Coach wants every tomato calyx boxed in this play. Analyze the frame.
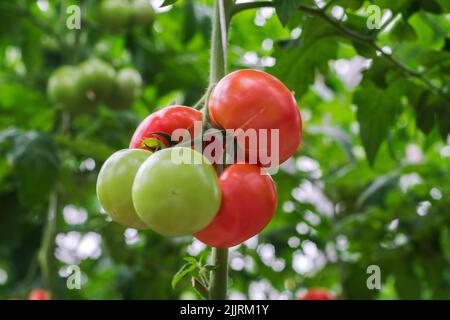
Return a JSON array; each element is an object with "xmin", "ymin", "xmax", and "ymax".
[
  {"xmin": 141, "ymin": 137, "xmax": 167, "ymax": 151},
  {"xmin": 140, "ymin": 132, "xmax": 178, "ymax": 151}
]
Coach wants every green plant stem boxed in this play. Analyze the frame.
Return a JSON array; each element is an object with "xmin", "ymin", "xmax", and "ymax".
[
  {"xmin": 38, "ymin": 112, "xmax": 70, "ymax": 299},
  {"xmin": 38, "ymin": 191, "xmax": 58, "ymax": 299},
  {"xmin": 209, "ymin": 248, "xmax": 229, "ymax": 299},
  {"xmin": 192, "ymin": 277, "xmax": 210, "ymax": 299},
  {"xmin": 209, "ymin": 0, "xmax": 233, "ymax": 84},
  {"xmin": 207, "ymin": 0, "xmax": 233, "ymax": 301}
]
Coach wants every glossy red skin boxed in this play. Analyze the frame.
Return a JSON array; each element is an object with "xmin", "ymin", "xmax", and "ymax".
[
  {"xmin": 195, "ymin": 164, "xmax": 277, "ymax": 248},
  {"xmin": 130, "ymin": 105, "xmax": 202, "ymax": 150},
  {"xmin": 300, "ymin": 289, "xmax": 336, "ymax": 300},
  {"xmin": 208, "ymin": 69, "xmax": 302, "ymax": 167},
  {"xmin": 28, "ymin": 289, "xmax": 48, "ymax": 300}
]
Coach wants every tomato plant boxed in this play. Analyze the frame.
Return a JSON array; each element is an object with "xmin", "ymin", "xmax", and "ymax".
[
  {"xmin": 208, "ymin": 69, "xmax": 302, "ymax": 166},
  {"xmin": 195, "ymin": 164, "xmax": 277, "ymax": 248},
  {"xmin": 97, "ymin": 149, "xmax": 152, "ymax": 229},
  {"xmin": 132, "ymin": 147, "xmax": 221, "ymax": 237},
  {"xmin": 3, "ymin": 0, "xmax": 449, "ymax": 303}
]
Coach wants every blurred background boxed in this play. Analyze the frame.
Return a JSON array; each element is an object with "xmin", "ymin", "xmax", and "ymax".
[{"xmin": 0, "ymin": 0, "xmax": 450, "ymax": 299}]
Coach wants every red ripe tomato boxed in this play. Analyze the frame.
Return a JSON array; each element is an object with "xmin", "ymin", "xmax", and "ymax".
[
  {"xmin": 195, "ymin": 164, "xmax": 277, "ymax": 248},
  {"xmin": 130, "ymin": 105, "xmax": 202, "ymax": 150},
  {"xmin": 28, "ymin": 289, "xmax": 49, "ymax": 300},
  {"xmin": 208, "ymin": 69, "xmax": 302, "ymax": 167},
  {"xmin": 299, "ymin": 289, "xmax": 336, "ymax": 300}
]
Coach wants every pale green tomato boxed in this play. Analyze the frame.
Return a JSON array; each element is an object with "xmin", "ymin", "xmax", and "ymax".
[
  {"xmin": 107, "ymin": 67, "xmax": 142, "ymax": 110},
  {"xmin": 97, "ymin": 149, "xmax": 151, "ymax": 229},
  {"xmin": 99, "ymin": 0, "xmax": 131, "ymax": 30},
  {"xmin": 47, "ymin": 66, "xmax": 84, "ymax": 113},
  {"xmin": 132, "ymin": 147, "xmax": 221, "ymax": 237},
  {"xmin": 78, "ymin": 59, "xmax": 116, "ymax": 104},
  {"xmin": 130, "ymin": 0, "xmax": 155, "ymax": 26}
]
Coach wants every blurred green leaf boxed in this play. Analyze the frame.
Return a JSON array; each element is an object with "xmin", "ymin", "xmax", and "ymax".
[
  {"xmin": 8, "ymin": 131, "xmax": 59, "ymax": 207},
  {"xmin": 272, "ymin": 17, "xmax": 339, "ymax": 97},
  {"xmin": 390, "ymin": 19, "xmax": 418, "ymax": 42},
  {"xmin": 354, "ymin": 80, "xmax": 406, "ymax": 166},
  {"xmin": 160, "ymin": 0, "xmax": 179, "ymax": 8},
  {"xmin": 172, "ymin": 262, "xmax": 197, "ymax": 289}
]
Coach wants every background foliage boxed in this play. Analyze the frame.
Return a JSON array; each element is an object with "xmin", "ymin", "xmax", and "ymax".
[{"xmin": 0, "ymin": 0, "xmax": 449, "ymax": 299}]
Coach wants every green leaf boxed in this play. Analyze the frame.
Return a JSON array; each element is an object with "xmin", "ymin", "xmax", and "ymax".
[
  {"xmin": 272, "ymin": 17, "xmax": 339, "ymax": 97},
  {"xmin": 0, "ymin": 128, "xmax": 19, "ymax": 148},
  {"xmin": 418, "ymin": 51, "xmax": 450, "ymax": 69},
  {"xmin": 351, "ymin": 41, "xmax": 376, "ymax": 58},
  {"xmin": 160, "ymin": 0, "xmax": 179, "ymax": 7},
  {"xmin": 421, "ymin": 0, "xmax": 443, "ymax": 14},
  {"xmin": 183, "ymin": 256, "xmax": 199, "ymax": 265},
  {"xmin": 340, "ymin": 0, "xmax": 364, "ymax": 10},
  {"xmin": 362, "ymin": 59, "xmax": 390, "ymax": 88},
  {"xmin": 344, "ymin": 12, "xmax": 371, "ymax": 34},
  {"xmin": 390, "ymin": 19, "xmax": 417, "ymax": 42},
  {"xmin": 55, "ymin": 135, "xmax": 115, "ymax": 161},
  {"xmin": 372, "ymin": 0, "xmax": 410, "ymax": 15},
  {"xmin": 274, "ymin": 0, "xmax": 304, "ymax": 27},
  {"xmin": 354, "ymin": 79, "xmax": 406, "ymax": 166},
  {"xmin": 171, "ymin": 263, "xmax": 197, "ymax": 289},
  {"xmin": 434, "ymin": 96, "xmax": 450, "ymax": 140},
  {"xmin": 410, "ymin": 89, "xmax": 436, "ymax": 135},
  {"xmin": 436, "ymin": 0, "xmax": 450, "ymax": 11},
  {"xmin": 394, "ymin": 266, "xmax": 422, "ymax": 299},
  {"xmin": 8, "ymin": 131, "xmax": 59, "ymax": 207},
  {"xmin": 308, "ymin": 125, "xmax": 356, "ymax": 162},
  {"xmin": 356, "ymin": 170, "xmax": 399, "ymax": 207},
  {"xmin": 409, "ymin": 87, "xmax": 450, "ymax": 139}
]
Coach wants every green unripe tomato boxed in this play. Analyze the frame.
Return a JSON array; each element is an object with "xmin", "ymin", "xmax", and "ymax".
[
  {"xmin": 47, "ymin": 66, "xmax": 84, "ymax": 113},
  {"xmin": 130, "ymin": 0, "xmax": 155, "ymax": 26},
  {"xmin": 99, "ymin": 0, "xmax": 131, "ymax": 31},
  {"xmin": 78, "ymin": 59, "xmax": 116, "ymax": 105},
  {"xmin": 97, "ymin": 149, "xmax": 152, "ymax": 229},
  {"xmin": 116, "ymin": 67, "xmax": 142, "ymax": 99},
  {"xmin": 107, "ymin": 67, "xmax": 142, "ymax": 110},
  {"xmin": 132, "ymin": 147, "xmax": 221, "ymax": 237}
]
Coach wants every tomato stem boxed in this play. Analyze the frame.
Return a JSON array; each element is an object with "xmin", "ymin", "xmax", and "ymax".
[
  {"xmin": 209, "ymin": 0, "xmax": 232, "ymax": 84},
  {"xmin": 209, "ymin": 248, "xmax": 229, "ymax": 299},
  {"xmin": 207, "ymin": 0, "xmax": 233, "ymax": 300}
]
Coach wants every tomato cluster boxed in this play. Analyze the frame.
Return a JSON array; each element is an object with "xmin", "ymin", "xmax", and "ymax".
[
  {"xmin": 47, "ymin": 59, "xmax": 142, "ymax": 114},
  {"xmin": 99, "ymin": 0, "xmax": 154, "ymax": 31},
  {"xmin": 96, "ymin": 69, "xmax": 302, "ymax": 248},
  {"xmin": 196, "ymin": 70, "xmax": 301, "ymax": 247}
]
